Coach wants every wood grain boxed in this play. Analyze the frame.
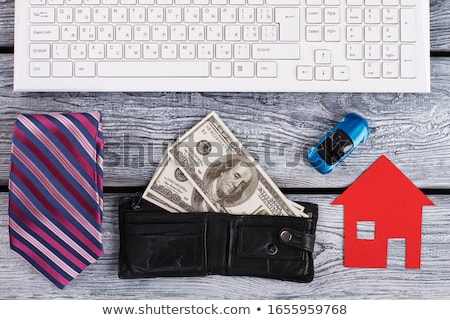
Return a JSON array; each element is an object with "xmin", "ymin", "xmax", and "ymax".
[
  {"xmin": 1, "ymin": 55, "xmax": 450, "ymax": 188},
  {"xmin": 0, "ymin": 192, "xmax": 448, "ymax": 299},
  {"xmin": 1, "ymin": 0, "xmax": 450, "ymax": 51},
  {"xmin": 1, "ymin": 0, "xmax": 450, "ymax": 300}
]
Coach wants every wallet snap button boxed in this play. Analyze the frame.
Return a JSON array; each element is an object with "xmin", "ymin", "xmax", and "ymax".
[
  {"xmin": 267, "ymin": 244, "xmax": 278, "ymax": 255},
  {"xmin": 280, "ymin": 230, "xmax": 293, "ymax": 243}
]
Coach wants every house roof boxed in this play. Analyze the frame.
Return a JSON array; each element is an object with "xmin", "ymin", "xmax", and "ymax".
[{"xmin": 332, "ymin": 155, "xmax": 434, "ymax": 206}]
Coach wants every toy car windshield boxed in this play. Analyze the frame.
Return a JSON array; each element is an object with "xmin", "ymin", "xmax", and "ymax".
[{"xmin": 317, "ymin": 129, "xmax": 354, "ymax": 165}]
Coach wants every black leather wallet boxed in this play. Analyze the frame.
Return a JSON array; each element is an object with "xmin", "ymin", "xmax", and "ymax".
[{"xmin": 118, "ymin": 195, "xmax": 319, "ymax": 282}]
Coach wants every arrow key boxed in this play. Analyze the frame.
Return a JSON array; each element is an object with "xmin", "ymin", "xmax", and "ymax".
[
  {"xmin": 315, "ymin": 66, "xmax": 332, "ymax": 81},
  {"xmin": 296, "ymin": 66, "xmax": 313, "ymax": 81},
  {"xmin": 333, "ymin": 66, "xmax": 349, "ymax": 81},
  {"xmin": 315, "ymin": 49, "xmax": 331, "ymax": 64}
]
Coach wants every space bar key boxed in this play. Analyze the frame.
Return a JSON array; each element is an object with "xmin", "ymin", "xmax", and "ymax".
[{"xmin": 98, "ymin": 61, "xmax": 209, "ymax": 77}]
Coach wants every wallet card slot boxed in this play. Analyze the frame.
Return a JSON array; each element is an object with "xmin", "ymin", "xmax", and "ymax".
[{"xmin": 119, "ymin": 221, "xmax": 207, "ymax": 278}]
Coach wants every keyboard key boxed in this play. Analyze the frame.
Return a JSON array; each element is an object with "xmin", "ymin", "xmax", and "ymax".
[
  {"xmin": 261, "ymin": 25, "xmax": 278, "ymax": 41},
  {"xmin": 256, "ymin": 8, "xmax": 273, "ymax": 23},
  {"xmin": 52, "ymin": 43, "xmax": 69, "ymax": 59},
  {"xmin": 256, "ymin": 62, "xmax": 277, "ymax": 78},
  {"xmin": 382, "ymin": 8, "xmax": 398, "ymax": 24},
  {"xmin": 106, "ymin": 43, "xmax": 123, "ymax": 59},
  {"xmin": 161, "ymin": 43, "xmax": 177, "ymax": 59},
  {"xmin": 30, "ymin": 43, "xmax": 51, "ymax": 59},
  {"xmin": 30, "ymin": 26, "xmax": 59, "ymax": 41},
  {"xmin": 56, "ymin": 8, "xmax": 73, "ymax": 23},
  {"xmin": 364, "ymin": 26, "xmax": 381, "ymax": 42},
  {"xmin": 324, "ymin": 26, "xmax": 340, "ymax": 41},
  {"xmin": 30, "ymin": 61, "xmax": 50, "ymax": 77},
  {"xmin": 347, "ymin": 8, "xmax": 363, "ymax": 24},
  {"xmin": 364, "ymin": 7, "xmax": 380, "ymax": 24},
  {"xmin": 306, "ymin": 25, "xmax": 322, "ymax": 41},
  {"xmin": 324, "ymin": 7, "xmax": 340, "ymax": 24},
  {"xmin": 70, "ymin": 43, "xmax": 87, "ymax": 59},
  {"xmin": 234, "ymin": 43, "xmax": 250, "ymax": 59},
  {"xmin": 52, "ymin": 61, "xmax": 73, "ymax": 77},
  {"xmin": 211, "ymin": 62, "xmax": 232, "ymax": 77},
  {"xmin": 125, "ymin": 44, "xmax": 142, "ymax": 59},
  {"xmin": 234, "ymin": 62, "xmax": 255, "ymax": 77},
  {"xmin": 306, "ymin": 7, "xmax": 322, "ymax": 24},
  {"xmin": 275, "ymin": 8, "xmax": 300, "ymax": 41},
  {"xmin": 364, "ymin": 44, "xmax": 381, "ymax": 60},
  {"xmin": 97, "ymin": 62, "xmax": 209, "ymax": 77},
  {"xmin": 382, "ymin": 44, "xmax": 398, "ymax": 60},
  {"xmin": 346, "ymin": 26, "xmax": 363, "ymax": 42},
  {"xmin": 315, "ymin": 66, "xmax": 332, "ymax": 80},
  {"xmin": 383, "ymin": 26, "xmax": 398, "ymax": 42},
  {"xmin": 252, "ymin": 44, "xmax": 300, "ymax": 60},
  {"xmin": 89, "ymin": 44, "xmax": 105, "ymax": 59},
  {"xmin": 215, "ymin": 43, "xmax": 232, "ymax": 59},
  {"xmin": 333, "ymin": 66, "xmax": 350, "ymax": 81},
  {"xmin": 296, "ymin": 66, "xmax": 314, "ymax": 81},
  {"xmin": 400, "ymin": 8, "xmax": 416, "ymax": 42},
  {"xmin": 315, "ymin": 50, "xmax": 331, "ymax": 64},
  {"xmin": 382, "ymin": 62, "xmax": 399, "ymax": 78},
  {"xmin": 400, "ymin": 44, "xmax": 416, "ymax": 78},
  {"xmin": 346, "ymin": 44, "xmax": 363, "ymax": 60},
  {"xmin": 179, "ymin": 43, "xmax": 196, "ymax": 59},
  {"xmin": 75, "ymin": 62, "xmax": 96, "ymax": 77},
  {"xmin": 364, "ymin": 62, "xmax": 381, "ymax": 78},
  {"xmin": 143, "ymin": 44, "xmax": 159, "ymax": 58},
  {"xmin": 198, "ymin": 43, "xmax": 214, "ymax": 59},
  {"xmin": 30, "ymin": 8, "xmax": 55, "ymax": 23}
]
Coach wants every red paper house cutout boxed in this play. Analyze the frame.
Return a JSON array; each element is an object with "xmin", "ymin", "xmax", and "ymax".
[{"xmin": 332, "ymin": 155, "xmax": 434, "ymax": 269}]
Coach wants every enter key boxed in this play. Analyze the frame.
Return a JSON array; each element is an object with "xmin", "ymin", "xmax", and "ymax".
[{"xmin": 275, "ymin": 8, "xmax": 300, "ymax": 42}]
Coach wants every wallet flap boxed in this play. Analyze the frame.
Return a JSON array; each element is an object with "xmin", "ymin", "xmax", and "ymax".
[{"xmin": 237, "ymin": 225, "xmax": 304, "ymax": 259}]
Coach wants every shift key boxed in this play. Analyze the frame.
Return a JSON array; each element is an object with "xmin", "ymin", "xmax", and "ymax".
[{"xmin": 252, "ymin": 44, "xmax": 300, "ymax": 60}]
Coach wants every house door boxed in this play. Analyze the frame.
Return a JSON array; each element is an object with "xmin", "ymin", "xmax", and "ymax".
[{"xmin": 387, "ymin": 238, "xmax": 406, "ymax": 268}]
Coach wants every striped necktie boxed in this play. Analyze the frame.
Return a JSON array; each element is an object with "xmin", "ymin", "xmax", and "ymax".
[{"xmin": 8, "ymin": 112, "xmax": 104, "ymax": 289}]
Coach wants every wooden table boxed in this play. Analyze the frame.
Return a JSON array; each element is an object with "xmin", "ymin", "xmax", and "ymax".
[{"xmin": 1, "ymin": 0, "xmax": 449, "ymax": 299}]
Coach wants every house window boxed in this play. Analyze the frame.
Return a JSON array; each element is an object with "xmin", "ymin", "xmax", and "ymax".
[{"xmin": 357, "ymin": 221, "xmax": 375, "ymax": 240}]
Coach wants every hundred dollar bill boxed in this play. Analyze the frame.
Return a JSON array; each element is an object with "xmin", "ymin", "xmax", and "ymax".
[
  {"xmin": 167, "ymin": 112, "xmax": 308, "ymax": 217},
  {"xmin": 143, "ymin": 149, "xmax": 309, "ymax": 216},
  {"xmin": 143, "ymin": 150, "xmax": 199, "ymax": 213}
]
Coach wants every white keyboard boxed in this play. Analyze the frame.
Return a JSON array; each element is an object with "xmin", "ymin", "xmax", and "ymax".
[{"xmin": 14, "ymin": 0, "xmax": 430, "ymax": 92}]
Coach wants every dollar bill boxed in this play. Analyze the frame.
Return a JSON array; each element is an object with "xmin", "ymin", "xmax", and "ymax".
[
  {"xmin": 144, "ymin": 150, "xmax": 309, "ymax": 217},
  {"xmin": 165, "ymin": 112, "xmax": 308, "ymax": 217},
  {"xmin": 143, "ymin": 150, "xmax": 198, "ymax": 213}
]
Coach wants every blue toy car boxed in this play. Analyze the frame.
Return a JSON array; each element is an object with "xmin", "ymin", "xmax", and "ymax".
[{"xmin": 307, "ymin": 113, "xmax": 370, "ymax": 174}]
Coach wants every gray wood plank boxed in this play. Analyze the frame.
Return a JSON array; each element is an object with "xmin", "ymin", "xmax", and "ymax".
[
  {"xmin": 0, "ymin": 0, "xmax": 13, "ymax": 47},
  {"xmin": 1, "ymin": 0, "xmax": 450, "ymax": 50},
  {"xmin": 1, "ymin": 192, "xmax": 448, "ymax": 299},
  {"xmin": 1, "ymin": 55, "xmax": 450, "ymax": 188}
]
